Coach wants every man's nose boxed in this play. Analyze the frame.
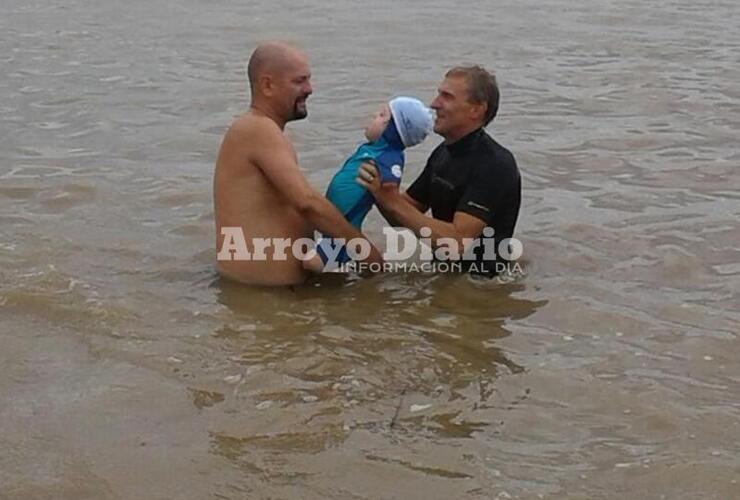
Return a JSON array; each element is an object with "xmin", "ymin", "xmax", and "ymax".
[
  {"xmin": 430, "ymin": 96, "xmax": 441, "ymax": 109},
  {"xmin": 304, "ymin": 81, "xmax": 313, "ymax": 95}
]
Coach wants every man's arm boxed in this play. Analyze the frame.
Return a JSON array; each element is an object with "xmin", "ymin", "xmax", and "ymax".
[
  {"xmin": 402, "ymin": 192, "xmax": 427, "ymax": 212},
  {"xmin": 374, "ymin": 191, "xmax": 426, "ymax": 226},
  {"xmin": 248, "ymin": 124, "xmax": 383, "ymax": 263},
  {"xmin": 370, "ymin": 157, "xmax": 428, "ymax": 225},
  {"xmin": 358, "ymin": 163, "xmax": 486, "ymax": 250}
]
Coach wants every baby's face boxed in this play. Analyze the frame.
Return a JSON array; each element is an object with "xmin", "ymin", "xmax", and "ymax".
[{"xmin": 364, "ymin": 104, "xmax": 391, "ymax": 142}]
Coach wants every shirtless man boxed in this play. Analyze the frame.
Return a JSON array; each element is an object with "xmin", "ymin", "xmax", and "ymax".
[{"xmin": 213, "ymin": 42, "xmax": 382, "ymax": 285}]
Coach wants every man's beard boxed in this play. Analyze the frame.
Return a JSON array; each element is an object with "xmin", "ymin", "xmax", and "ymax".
[{"xmin": 291, "ymin": 97, "xmax": 308, "ymax": 120}]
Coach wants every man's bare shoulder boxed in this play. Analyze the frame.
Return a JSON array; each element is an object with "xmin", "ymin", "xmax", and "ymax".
[{"xmin": 226, "ymin": 111, "xmax": 285, "ymax": 147}]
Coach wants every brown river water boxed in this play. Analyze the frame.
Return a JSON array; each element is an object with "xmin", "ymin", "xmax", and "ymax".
[{"xmin": 1, "ymin": 0, "xmax": 739, "ymax": 498}]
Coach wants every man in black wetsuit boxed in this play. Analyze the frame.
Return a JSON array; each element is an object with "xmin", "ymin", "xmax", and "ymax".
[{"xmin": 357, "ymin": 65, "xmax": 521, "ymax": 276}]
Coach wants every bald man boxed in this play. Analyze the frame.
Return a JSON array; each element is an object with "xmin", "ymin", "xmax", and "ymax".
[{"xmin": 213, "ymin": 42, "xmax": 382, "ymax": 285}]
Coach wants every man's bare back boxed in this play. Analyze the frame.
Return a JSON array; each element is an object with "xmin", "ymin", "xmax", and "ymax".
[{"xmin": 213, "ymin": 42, "xmax": 382, "ymax": 286}]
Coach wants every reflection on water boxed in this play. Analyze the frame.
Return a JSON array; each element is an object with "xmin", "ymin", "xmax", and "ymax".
[
  {"xmin": 216, "ymin": 275, "xmax": 541, "ymax": 389},
  {"xmin": 207, "ymin": 276, "xmax": 545, "ymax": 492},
  {"xmin": 2, "ymin": 0, "xmax": 740, "ymax": 498}
]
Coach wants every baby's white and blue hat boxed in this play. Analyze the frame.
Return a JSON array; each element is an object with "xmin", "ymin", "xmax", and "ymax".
[{"xmin": 389, "ymin": 96, "xmax": 433, "ymax": 148}]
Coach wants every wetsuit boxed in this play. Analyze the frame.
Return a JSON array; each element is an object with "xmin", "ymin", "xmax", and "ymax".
[{"xmin": 406, "ymin": 128, "xmax": 521, "ymax": 276}]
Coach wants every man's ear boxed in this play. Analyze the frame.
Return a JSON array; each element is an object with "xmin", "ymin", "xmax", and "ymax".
[
  {"xmin": 469, "ymin": 102, "xmax": 487, "ymax": 123},
  {"xmin": 260, "ymin": 74, "xmax": 274, "ymax": 96}
]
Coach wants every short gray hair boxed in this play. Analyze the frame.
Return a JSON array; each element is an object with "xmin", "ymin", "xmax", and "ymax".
[{"xmin": 445, "ymin": 65, "xmax": 500, "ymax": 125}]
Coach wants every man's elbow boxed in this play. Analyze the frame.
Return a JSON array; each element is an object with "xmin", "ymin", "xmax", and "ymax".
[
  {"xmin": 294, "ymin": 191, "xmax": 325, "ymax": 217},
  {"xmin": 432, "ymin": 227, "xmax": 470, "ymax": 253}
]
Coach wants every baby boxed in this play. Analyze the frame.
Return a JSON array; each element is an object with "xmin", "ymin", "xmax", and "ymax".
[{"xmin": 306, "ymin": 96, "xmax": 433, "ymax": 271}]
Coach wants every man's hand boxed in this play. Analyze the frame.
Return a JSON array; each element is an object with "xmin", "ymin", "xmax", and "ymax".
[
  {"xmin": 357, "ymin": 161, "xmax": 403, "ymax": 213},
  {"xmin": 357, "ymin": 162, "xmax": 385, "ymax": 195},
  {"xmin": 365, "ymin": 241, "xmax": 384, "ymax": 265}
]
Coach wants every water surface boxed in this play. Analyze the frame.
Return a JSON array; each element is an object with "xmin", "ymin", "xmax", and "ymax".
[{"xmin": 1, "ymin": 0, "xmax": 739, "ymax": 498}]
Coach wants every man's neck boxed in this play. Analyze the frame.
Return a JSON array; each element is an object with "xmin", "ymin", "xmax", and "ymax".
[
  {"xmin": 250, "ymin": 103, "xmax": 286, "ymax": 130},
  {"xmin": 443, "ymin": 123, "xmax": 482, "ymax": 145}
]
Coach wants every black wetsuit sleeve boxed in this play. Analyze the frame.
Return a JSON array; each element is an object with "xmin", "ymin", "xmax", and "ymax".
[
  {"xmin": 405, "ymin": 158, "xmax": 433, "ymax": 206},
  {"xmin": 456, "ymin": 161, "xmax": 512, "ymax": 225}
]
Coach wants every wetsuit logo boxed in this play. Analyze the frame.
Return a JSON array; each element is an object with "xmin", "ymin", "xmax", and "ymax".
[{"xmin": 466, "ymin": 201, "xmax": 490, "ymax": 212}]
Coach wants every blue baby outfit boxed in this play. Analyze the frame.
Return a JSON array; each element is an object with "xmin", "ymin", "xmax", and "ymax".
[{"xmin": 316, "ymin": 119, "xmax": 405, "ymax": 264}]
